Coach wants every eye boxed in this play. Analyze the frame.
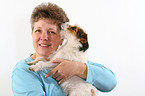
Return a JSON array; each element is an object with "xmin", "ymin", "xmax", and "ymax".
[
  {"xmin": 50, "ymin": 31, "xmax": 56, "ymax": 34},
  {"xmin": 35, "ymin": 30, "xmax": 41, "ymax": 33},
  {"xmin": 71, "ymin": 27, "xmax": 76, "ymax": 31},
  {"xmin": 48, "ymin": 31, "xmax": 57, "ymax": 35}
]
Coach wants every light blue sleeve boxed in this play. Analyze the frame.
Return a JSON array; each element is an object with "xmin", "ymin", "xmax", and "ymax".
[
  {"xmin": 86, "ymin": 61, "xmax": 117, "ymax": 92},
  {"xmin": 12, "ymin": 60, "xmax": 45, "ymax": 96}
]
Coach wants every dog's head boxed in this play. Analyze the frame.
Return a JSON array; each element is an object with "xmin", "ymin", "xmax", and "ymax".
[{"xmin": 60, "ymin": 23, "xmax": 89, "ymax": 52}]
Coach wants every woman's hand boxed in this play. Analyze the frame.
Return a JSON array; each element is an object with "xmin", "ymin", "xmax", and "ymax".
[
  {"xmin": 45, "ymin": 58, "xmax": 87, "ymax": 84},
  {"xmin": 91, "ymin": 89, "xmax": 96, "ymax": 96}
]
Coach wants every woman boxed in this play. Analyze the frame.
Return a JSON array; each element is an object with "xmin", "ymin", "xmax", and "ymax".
[{"xmin": 12, "ymin": 2, "xmax": 117, "ymax": 96}]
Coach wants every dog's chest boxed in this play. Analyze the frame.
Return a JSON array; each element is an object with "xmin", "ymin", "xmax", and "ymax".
[{"xmin": 51, "ymin": 46, "xmax": 86, "ymax": 63}]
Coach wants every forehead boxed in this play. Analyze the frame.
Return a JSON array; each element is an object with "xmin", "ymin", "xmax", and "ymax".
[{"xmin": 34, "ymin": 19, "xmax": 59, "ymax": 30}]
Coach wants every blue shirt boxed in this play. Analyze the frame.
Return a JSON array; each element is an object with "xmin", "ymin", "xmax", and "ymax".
[{"xmin": 12, "ymin": 56, "xmax": 117, "ymax": 96}]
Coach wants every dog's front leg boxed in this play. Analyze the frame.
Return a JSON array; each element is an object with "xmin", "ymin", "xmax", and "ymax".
[
  {"xmin": 29, "ymin": 61, "xmax": 47, "ymax": 72},
  {"xmin": 27, "ymin": 56, "xmax": 45, "ymax": 65},
  {"xmin": 29, "ymin": 61, "xmax": 58, "ymax": 72}
]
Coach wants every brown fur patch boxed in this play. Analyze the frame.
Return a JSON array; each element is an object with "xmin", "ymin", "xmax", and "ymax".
[{"xmin": 67, "ymin": 25, "xmax": 89, "ymax": 52}]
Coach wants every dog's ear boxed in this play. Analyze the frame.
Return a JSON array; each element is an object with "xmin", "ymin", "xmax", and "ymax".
[{"xmin": 76, "ymin": 29, "xmax": 89, "ymax": 52}]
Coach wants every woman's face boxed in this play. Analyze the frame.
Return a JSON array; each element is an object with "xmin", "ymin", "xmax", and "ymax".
[{"xmin": 32, "ymin": 19, "xmax": 62, "ymax": 58}]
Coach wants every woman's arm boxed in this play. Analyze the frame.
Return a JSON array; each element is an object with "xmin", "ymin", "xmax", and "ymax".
[
  {"xmin": 12, "ymin": 60, "xmax": 45, "ymax": 96},
  {"xmin": 45, "ymin": 59, "xmax": 117, "ymax": 92},
  {"xmin": 45, "ymin": 58, "xmax": 87, "ymax": 84},
  {"xmin": 86, "ymin": 61, "xmax": 117, "ymax": 92}
]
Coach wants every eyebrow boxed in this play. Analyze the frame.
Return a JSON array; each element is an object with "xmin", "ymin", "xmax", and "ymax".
[
  {"xmin": 35, "ymin": 27, "xmax": 55, "ymax": 30},
  {"xmin": 35, "ymin": 27, "xmax": 41, "ymax": 29},
  {"xmin": 48, "ymin": 28, "xmax": 55, "ymax": 30}
]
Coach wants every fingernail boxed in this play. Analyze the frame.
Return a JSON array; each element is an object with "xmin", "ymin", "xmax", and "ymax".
[
  {"xmin": 58, "ymin": 82, "xmax": 61, "ymax": 84},
  {"xmin": 45, "ymin": 75, "xmax": 47, "ymax": 78}
]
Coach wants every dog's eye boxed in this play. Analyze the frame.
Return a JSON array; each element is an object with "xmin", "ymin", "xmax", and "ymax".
[{"xmin": 71, "ymin": 27, "xmax": 76, "ymax": 31}]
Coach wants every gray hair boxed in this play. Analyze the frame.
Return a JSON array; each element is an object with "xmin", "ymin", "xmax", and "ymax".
[{"xmin": 30, "ymin": 2, "xmax": 69, "ymax": 30}]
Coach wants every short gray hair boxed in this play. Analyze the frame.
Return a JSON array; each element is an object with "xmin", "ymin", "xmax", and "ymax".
[{"xmin": 30, "ymin": 2, "xmax": 69, "ymax": 29}]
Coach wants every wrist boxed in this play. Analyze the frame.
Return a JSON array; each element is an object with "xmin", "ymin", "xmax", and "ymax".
[{"xmin": 77, "ymin": 62, "xmax": 87, "ymax": 79}]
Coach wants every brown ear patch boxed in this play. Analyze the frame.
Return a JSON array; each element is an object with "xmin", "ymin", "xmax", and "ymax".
[{"xmin": 76, "ymin": 28, "xmax": 89, "ymax": 52}]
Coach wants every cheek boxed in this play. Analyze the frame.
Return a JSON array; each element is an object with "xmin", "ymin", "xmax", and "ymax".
[
  {"xmin": 32, "ymin": 34, "xmax": 39, "ymax": 43},
  {"xmin": 32, "ymin": 36, "xmax": 37, "ymax": 47},
  {"xmin": 32, "ymin": 35, "xmax": 40, "ymax": 49},
  {"xmin": 51, "ymin": 35, "xmax": 61, "ymax": 43},
  {"xmin": 51, "ymin": 36, "xmax": 62, "ymax": 48}
]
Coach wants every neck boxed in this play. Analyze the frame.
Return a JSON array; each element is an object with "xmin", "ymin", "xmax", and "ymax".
[{"xmin": 31, "ymin": 53, "xmax": 49, "ymax": 60}]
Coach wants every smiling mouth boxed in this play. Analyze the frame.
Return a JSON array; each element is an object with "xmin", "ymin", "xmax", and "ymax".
[{"xmin": 39, "ymin": 44, "xmax": 51, "ymax": 47}]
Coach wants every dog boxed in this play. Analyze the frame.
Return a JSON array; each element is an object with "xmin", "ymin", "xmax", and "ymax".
[{"xmin": 27, "ymin": 23, "xmax": 98, "ymax": 96}]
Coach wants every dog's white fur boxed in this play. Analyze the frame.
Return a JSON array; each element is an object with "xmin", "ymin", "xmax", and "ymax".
[{"xmin": 28, "ymin": 23, "xmax": 98, "ymax": 96}]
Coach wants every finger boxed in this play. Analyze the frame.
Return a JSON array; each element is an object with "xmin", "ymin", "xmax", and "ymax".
[
  {"xmin": 52, "ymin": 58, "xmax": 64, "ymax": 63},
  {"xmin": 58, "ymin": 78, "xmax": 66, "ymax": 84},
  {"xmin": 45, "ymin": 69, "xmax": 56, "ymax": 78},
  {"xmin": 52, "ymin": 70, "xmax": 59, "ymax": 78},
  {"xmin": 91, "ymin": 89, "xmax": 95, "ymax": 96},
  {"xmin": 55, "ymin": 75, "xmax": 63, "ymax": 81}
]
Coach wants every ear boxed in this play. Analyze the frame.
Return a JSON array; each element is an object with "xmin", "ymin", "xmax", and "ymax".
[
  {"xmin": 76, "ymin": 29, "xmax": 89, "ymax": 52},
  {"xmin": 60, "ymin": 22, "xmax": 69, "ymax": 31}
]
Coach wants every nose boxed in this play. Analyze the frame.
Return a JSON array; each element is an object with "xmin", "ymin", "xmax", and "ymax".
[{"xmin": 40, "ymin": 32, "xmax": 49, "ymax": 40}]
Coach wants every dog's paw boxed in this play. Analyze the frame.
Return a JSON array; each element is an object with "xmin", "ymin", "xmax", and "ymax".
[
  {"xmin": 27, "ymin": 56, "xmax": 46, "ymax": 65},
  {"xmin": 29, "ymin": 65, "xmax": 40, "ymax": 72},
  {"xmin": 27, "ymin": 61, "xmax": 36, "ymax": 65},
  {"xmin": 29, "ymin": 66, "xmax": 35, "ymax": 71}
]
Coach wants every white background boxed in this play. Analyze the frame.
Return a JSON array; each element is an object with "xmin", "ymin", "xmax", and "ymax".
[{"xmin": 0, "ymin": 0, "xmax": 145, "ymax": 96}]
